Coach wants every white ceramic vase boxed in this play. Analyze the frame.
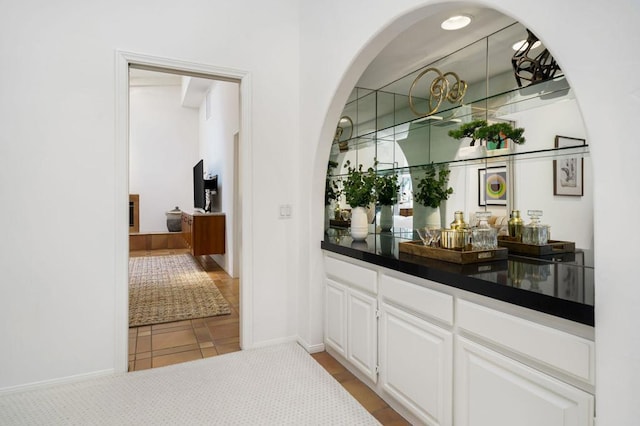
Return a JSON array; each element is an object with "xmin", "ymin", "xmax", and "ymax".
[
  {"xmin": 350, "ymin": 206, "xmax": 369, "ymax": 241},
  {"xmin": 379, "ymin": 205, "xmax": 393, "ymax": 232},
  {"xmin": 425, "ymin": 206, "xmax": 441, "ymax": 227}
]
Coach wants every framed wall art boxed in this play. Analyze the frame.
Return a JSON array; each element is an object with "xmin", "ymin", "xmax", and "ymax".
[
  {"xmin": 478, "ymin": 166, "xmax": 507, "ymax": 206},
  {"xmin": 553, "ymin": 135, "xmax": 585, "ymax": 196}
]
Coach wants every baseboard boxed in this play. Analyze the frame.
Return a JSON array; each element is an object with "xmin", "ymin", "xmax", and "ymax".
[
  {"xmin": 0, "ymin": 368, "xmax": 115, "ymax": 396},
  {"xmin": 245, "ymin": 335, "xmax": 297, "ymax": 350},
  {"xmin": 296, "ymin": 337, "xmax": 325, "ymax": 354}
]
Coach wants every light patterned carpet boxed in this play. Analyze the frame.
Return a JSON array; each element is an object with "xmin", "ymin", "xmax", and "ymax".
[
  {"xmin": 128, "ymin": 254, "xmax": 230, "ymax": 327},
  {"xmin": 0, "ymin": 343, "xmax": 381, "ymax": 425}
]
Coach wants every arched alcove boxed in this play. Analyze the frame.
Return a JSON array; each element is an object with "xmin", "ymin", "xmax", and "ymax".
[
  {"xmin": 320, "ymin": 6, "xmax": 592, "ymax": 249},
  {"xmin": 304, "ymin": 3, "xmax": 640, "ymax": 423},
  {"xmin": 304, "ymin": 2, "xmax": 632, "ymax": 422}
]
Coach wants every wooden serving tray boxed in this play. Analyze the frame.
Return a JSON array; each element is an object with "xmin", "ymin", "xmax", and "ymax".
[
  {"xmin": 398, "ymin": 240, "xmax": 508, "ymax": 264},
  {"xmin": 497, "ymin": 236, "xmax": 575, "ymax": 256}
]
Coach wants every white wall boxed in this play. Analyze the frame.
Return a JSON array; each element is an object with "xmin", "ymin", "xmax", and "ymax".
[
  {"xmin": 129, "ymin": 84, "xmax": 199, "ymax": 233},
  {"xmin": 199, "ymin": 80, "xmax": 240, "ymax": 277},
  {"xmin": 298, "ymin": 1, "xmax": 640, "ymax": 424},
  {"xmin": 0, "ymin": 0, "xmax": 299, "ymax": 390},
  {"xmin": 1, "ymin": 1, "xmax": 639, "ymax": 423}
]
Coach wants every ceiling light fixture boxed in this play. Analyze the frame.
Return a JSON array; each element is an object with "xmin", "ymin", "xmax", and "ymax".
[
  {"xmin": 512, "ymin": 39, "xmax": 542, "ymax": 51},
  {"xmin": 441, "ymin": 15, "xmax": 472, "ymax": 31}
]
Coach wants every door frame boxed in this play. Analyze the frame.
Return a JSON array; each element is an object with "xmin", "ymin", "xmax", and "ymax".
[{"xmin": 114, "ymin": 51, "xmax": 254, "ymax": 372}]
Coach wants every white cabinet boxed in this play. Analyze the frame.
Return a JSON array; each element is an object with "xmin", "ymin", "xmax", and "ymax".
[
  {"xmin": 456, "ymin": 299, "xmax": 595, "ymax": 385},
  {"xmin": 323, "ymin": 254, "xmax": 594, "ymax": 426},
  {"xmin": 455, "ymin": 336, "xmax": 594, "ymax": 426},
  {"xmin": 380, "ymin": 302, "xmax": 452, "ymax": 426},
  {"xmin": 325, "ymin": 278, "xmax": 348, "ymax": 358},
  {"xmin": 324, "ymin": 256, "xmax": 378, "ymax": 383},
  {"xmin": 347, "ymin": 289, "xmax": 378, "ymax": 382}
]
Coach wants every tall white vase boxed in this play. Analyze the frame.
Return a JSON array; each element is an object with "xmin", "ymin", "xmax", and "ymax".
[
  {"xmin": 350, "ymin": 206, "xmax": 369, "ymax": 241},
  {"xmin": 379, "ymin": 205, "xmax": 393, "ymax": 232},
  {"xmin": 425, "ymin": 206, "xmax": 441, "ymax": 227}
]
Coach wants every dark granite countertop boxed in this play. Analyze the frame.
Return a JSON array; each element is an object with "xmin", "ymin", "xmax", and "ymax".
[{"xmin": 321, "ymin": 229, "xmax": 594, "ymax": 326}]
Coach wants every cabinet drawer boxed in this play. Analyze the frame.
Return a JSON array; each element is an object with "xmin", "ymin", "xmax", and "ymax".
[
  {"xmin": 456, "ymin": 299, "xmax": 594, "ymax": 384},
  {"xmin": 324, "ymin": 255, "xmax": 377, "ymax": 294},
  {"xmin": 380, "ymin": 273, "xmax": 453, "ymax": 326},
  {"xmin": 455, "ymin": 336, "xmax": 593, "ymax": 426}
]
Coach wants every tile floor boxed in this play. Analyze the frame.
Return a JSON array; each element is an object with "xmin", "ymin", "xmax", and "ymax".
[
  {"xmin": 128, "ymin": 249, "xmax": 241, "ymax": 371},
  {"xmin": 312, "ymin": 351, "xmax": 411, "ymax": 425},
  {"xmin": 128, "ymin": 249, "xmax": 408, "ymax": 425}
]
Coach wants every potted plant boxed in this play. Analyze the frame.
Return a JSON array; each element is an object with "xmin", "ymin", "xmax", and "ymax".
[
  {"xmin": 449, "ymin": 119, "xmax": 525, "ymax": 151},
  {"xmin": 476, "ymin": 121, "xmax": 525, "ymax": 150},
  {"xmin": 342, "ymin": 160, "xmax": 377, "ymax": 240},
  {"xmin": 375, "ymin": 171, "xmax": 400, "ymax": 232},
  {"xmin": 447, "ymin": 119, "xmax": 487, "ymax": 146},
  {"xmin": 413, "ymin": 163, "xmax": 453, "ymax": 227}
]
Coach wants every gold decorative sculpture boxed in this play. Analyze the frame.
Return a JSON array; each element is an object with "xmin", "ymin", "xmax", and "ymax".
[{"xmin": 408, "ymin": 67, "xmax": 467, "ymax": 117}]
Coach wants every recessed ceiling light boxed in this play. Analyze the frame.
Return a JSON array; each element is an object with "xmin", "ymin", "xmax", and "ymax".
[
  {"xmin": 512, "ymin": 39, "xmax": 542, "ymax": 51},
  {"xmin": 441, "ymin": 15, "xmax": 472, "ymax": 31}
]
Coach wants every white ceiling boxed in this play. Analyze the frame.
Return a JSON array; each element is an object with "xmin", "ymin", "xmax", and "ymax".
[
  {"xmin": 129, "ymin": 68, "xmax": 216, "ymax": 108},
  {"xmin": 357, "ymin": 5, "xmax": 520, "ymax": 92}
]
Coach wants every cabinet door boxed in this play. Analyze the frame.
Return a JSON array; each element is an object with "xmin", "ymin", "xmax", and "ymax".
[
  {"xmin": 380, "ymin": 303, "xmax": 452, "ymax": 426},
  {"xmin": 192, "ymin": 214, "xmax": 225, "ymax": 255},
  {"xmin": 347, "ymin": 288, "xmax": 378, "ymax": 383},
  {"xmin": 325, "ymin": 278, "xmax": 347, "ymax": 358},
  {"xmin": 455, "ymin": 336, "xmax": 593, "ymax": 426}
]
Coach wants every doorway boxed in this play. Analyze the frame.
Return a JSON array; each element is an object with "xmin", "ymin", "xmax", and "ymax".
[{"xmin": 115, "ymin": 51, "xmax": 252, "ymax": 373}]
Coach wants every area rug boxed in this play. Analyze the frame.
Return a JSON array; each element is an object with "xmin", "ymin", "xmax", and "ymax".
[
  {"xmin": 0, "ymin": 343, "xmax": 380, "ymax": 425},
  {"xmin": 128, "ymin": 254, "xmax": 230, "ymax": 327}
]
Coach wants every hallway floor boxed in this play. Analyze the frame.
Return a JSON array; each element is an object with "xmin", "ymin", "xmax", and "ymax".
[{"xmin": 128, "ymin": 249, "xmax": 408, "ymax": 425}]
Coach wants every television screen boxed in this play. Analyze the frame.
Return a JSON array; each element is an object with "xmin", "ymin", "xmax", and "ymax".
[{"xmin": 193, "ymin": 160, "xmax": 205, "ymax": 211}]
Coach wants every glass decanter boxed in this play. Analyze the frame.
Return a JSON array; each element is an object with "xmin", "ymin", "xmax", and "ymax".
[
  {"xmin": 472, "ymin": 211, "xmax": 497, "ymax": 250},
  {"xmin": 522, "ymin": 209, "xmax": 549, "ymax": 245}
]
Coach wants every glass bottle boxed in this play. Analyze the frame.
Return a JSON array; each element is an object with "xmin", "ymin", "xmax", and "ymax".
[
  {"xmin": 472, "ymin": 211, "xmax": 497, "ymax": 250},
  {"xmin": 450, "ymin": 211, "xmax": 468, "ymax": 230},
  {"xmin": 508, "ymin": 210, "xmax": 524, "ymax": 241},
  {"xmin": 522, "ymin": 209, "xmax": 549, "ymax": 245}
]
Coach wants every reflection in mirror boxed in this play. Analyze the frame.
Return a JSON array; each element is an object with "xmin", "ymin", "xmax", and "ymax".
[{"xmin": 326, "ymin": 17, "xmax": 592, "ymax": 255}]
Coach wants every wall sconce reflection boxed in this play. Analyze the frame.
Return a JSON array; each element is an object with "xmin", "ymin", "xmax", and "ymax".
[{"xmin": 334, "ymin": 116, "xmax": 353, "ymax": 152}]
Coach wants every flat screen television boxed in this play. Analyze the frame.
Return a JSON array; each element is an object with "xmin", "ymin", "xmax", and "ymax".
[{"xmin": 193, "ymin": 159, "xmax": 206, "ymax": 211}]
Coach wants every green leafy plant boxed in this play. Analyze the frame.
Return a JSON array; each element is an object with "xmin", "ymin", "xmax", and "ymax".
[
  {"xmin": 476, "ymin": 122, "xmax": 525, "ymax": 149},
  {"xmin": 342, "ymin": 160, "xmax": 377, "ymax": 208},
  {"xmin": 413, "ymin": 163, "xmax": 453, "ymax": 208},
  {"xmin": 448, "ymin": 119, "xmax": 525, "ymax": 149},
  {"xmin": 324, "ymin": 160, "xmax": 340, "ymax": 206},
  {"xmin": 447, "ymin": 119, "xmax": 487, "ymax": 146},
  {"xmin": 375, "ymin": 171, "xmax": 400, "ymax": 205}
]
